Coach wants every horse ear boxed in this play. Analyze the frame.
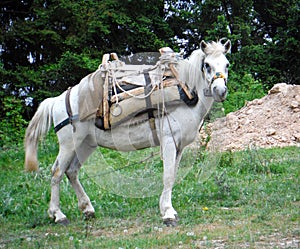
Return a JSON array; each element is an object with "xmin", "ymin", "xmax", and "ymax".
[
  {"xmin": 200, "ymin": 40, "xmax": 208, "ymax": 54},
  {"xmin": 224, "ymin": 40, "xmax": 231, "ymax": 54}
]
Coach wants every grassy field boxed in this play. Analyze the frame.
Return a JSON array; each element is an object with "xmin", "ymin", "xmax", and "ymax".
[{"xmin": 0, "ymin": 134, "xmax": 299, "ymax": 248}]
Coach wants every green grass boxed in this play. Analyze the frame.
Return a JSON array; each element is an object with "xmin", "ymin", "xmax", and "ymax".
[{"xmin": 0, "ymin": 136, "xmax": 299, "ymax": 248}]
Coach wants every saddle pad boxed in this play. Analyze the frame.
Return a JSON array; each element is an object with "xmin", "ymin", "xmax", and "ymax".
[
  {"xmin": 78, "ymin": 69, "xmax": 104, "ymax": 121},
  {"xmin": 109, "ymin": 85, "xmax": 181, "ymax": 128}
]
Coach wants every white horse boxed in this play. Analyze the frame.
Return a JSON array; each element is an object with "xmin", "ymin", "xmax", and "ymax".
[{"xmin": 24, "ymin": 40, "xmax": 231, "ymax": 226}]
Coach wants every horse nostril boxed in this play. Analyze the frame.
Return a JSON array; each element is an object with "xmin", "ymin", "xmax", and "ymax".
[
  {"xmin": 213, "ymin": 86, "xmax": 227, "ymax": 97},
  {"xmin": 221, "ymin": 87, "xmax": 227, "ymax": 97}
]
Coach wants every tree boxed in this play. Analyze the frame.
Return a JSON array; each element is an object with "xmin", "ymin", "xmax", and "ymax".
[
  {"xmin": 0, "ymin": 0, "xmax": 174, "ymax": 119},
  {"xmin": 253, "ymin": 0, "xmax": 300, "ymax": 85},
  {"xmin": 165, "ymin": 0, "xmax": 299, "ymax": 87},
  {"xmin": 1, "ymin": 0, "xmax": 299, "ymax": 125}
]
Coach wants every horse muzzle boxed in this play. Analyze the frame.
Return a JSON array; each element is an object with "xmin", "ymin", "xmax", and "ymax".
[{"xmin": 211, "ymin": 77, "xmax": 227, "ymax": 102}]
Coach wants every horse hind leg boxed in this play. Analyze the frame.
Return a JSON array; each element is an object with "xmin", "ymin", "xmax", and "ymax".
[
  {"xmin": 48, "ymin": 149, "xmax": 75, "ymax": 225},
  {"xmin": 65, "ymin": 154, "xmax": 95, "ymax": 220}
]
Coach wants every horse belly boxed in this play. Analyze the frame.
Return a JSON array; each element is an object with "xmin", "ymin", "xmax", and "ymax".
[{"xmin": 96, "ymin": 121, "xmax": 158, "ymax": 151}]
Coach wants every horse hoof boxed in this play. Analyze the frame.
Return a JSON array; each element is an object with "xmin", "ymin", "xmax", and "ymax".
[
  {"xmin": 57, "ymin": 218, "xmax": 70, "ymax": 226},
  {"xmin": 84, "ymin": 212, "xmax": 95, "ymax": 220},
  {"xmin": 163, "ymin": 218, "xmax": 178, "ymax": 227}
]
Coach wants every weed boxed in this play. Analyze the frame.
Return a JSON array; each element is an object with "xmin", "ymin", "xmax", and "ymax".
[{"xmin": 0, "ymin": 143, "xmax": 299, "ymax": 248}]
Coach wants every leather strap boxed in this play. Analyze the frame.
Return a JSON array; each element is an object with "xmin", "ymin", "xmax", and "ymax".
[
  {"xmin": 54, "ymin": 115, "xmax": 78, "ymax": 133},
  {"xmin": 65, "ymin": 87, "xmax": 76, "ymax": 132},
  {"xmin": 143, "ymin": 72, "xmax": 159, "ymax": 145},
  {"xmin": 54, "ymin": 87, "xmax": 77, "ymax": 133}
]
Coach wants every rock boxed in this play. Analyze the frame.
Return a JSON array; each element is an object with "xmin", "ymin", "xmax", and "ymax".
[
  {"xmin": 246, "ymin": 109, "xmax": 253, "ymax": 115},
  {"xmin": 293, "ymin": 133, "xmax": 300, "ymax": 142},
  {"xmin": 290, "ymin": 101, "xmax": 299, "ymax": 109},
  {"xmin": 267, "ymin": 128, "xmax": 276, "ymax": 136},
  {"xmin": 268, "ymin": 83, "xmax": 288, "ymax": 94}
]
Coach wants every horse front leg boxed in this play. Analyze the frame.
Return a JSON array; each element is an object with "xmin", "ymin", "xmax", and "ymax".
[{"xmin": 160, "ymin": 140, "xmax": 182, "ymax": 226}]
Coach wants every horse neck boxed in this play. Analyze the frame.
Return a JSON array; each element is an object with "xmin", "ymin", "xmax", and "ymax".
[
  {"xmin": 178, "ymin": 53, "xmax": 206, "ymax": 96},
  {"xmin": 184, "ymin": 52, "xmax": 215, "ymax": 122}
]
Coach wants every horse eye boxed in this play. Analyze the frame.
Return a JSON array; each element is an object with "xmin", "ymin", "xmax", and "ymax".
[{"xmin": 204, "ymin": 63, "xmax": 211, "ymax": 74}]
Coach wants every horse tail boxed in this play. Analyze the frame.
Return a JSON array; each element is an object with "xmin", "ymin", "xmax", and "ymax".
[{"xmin": 24, "ymin": 98, "xmax": 54, "ymax": 172}]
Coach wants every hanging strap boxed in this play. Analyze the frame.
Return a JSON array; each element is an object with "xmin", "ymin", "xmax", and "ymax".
[{"xmin": 143, "ymin": 72, "xmax": 160, "ymax": 145}]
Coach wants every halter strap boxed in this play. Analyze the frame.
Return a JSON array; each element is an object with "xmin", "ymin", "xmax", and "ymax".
[{"xmin": 212, "ymin": 72, "xmax": 226, "ymax": 83}]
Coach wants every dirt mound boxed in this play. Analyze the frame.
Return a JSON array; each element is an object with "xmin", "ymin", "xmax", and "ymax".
[{"xmin": 202, "ymin": 83, "xmax": 300, "ymax": 151}]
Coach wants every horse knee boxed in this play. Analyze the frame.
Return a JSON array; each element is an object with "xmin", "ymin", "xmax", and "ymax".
[
  {"xmin": 51, "ymin": 172, "xmax": 63, "ymax": 186},
  {"xmin": 65, "ymin": 168, "xmax": 78, "ymax": 182},
  {"xmin": 66, "ymin": 157, "xmax": 81, "ymax": 180},
  {"xmin": 51, "ymin": 160, "xmax": 64, "ymax": 179}
]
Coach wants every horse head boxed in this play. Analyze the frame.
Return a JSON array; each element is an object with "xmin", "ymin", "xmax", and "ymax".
[{"xmin": 200, "ymin": 39, "xmax": 231, "ymax": 102}]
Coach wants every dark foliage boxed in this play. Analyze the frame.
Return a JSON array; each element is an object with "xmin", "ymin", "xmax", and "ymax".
[{"xmin": 0, "ymin": 0, "xmax": 299, "ymax": 144}]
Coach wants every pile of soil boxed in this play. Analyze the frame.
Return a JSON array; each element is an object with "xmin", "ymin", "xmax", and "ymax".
[{"xmin": 201, "ymin": 83, "xmax": 300, "ymax": 152}]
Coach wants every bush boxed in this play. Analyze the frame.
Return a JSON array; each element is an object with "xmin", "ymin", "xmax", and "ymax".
[
  {"xmin": 0, "ymin": 96, "xmax": 28, "ymax": 147},
  {"xmin": 224, "ymin": 71, "xmax": 265, "ymax": 114}
]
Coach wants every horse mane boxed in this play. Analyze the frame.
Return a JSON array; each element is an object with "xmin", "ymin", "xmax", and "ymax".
[
  {"xmin": 202, "ymin": 40, "xmax": 228, "ymax": 56},
  {"xmin": 180, "ymin": 40, "xmax": 227, "ymax": 90},
  {"xmin": 177, "ymin": 54, "xmax": 204, "ymax": 90},
  {"xmin": 190, "ymin": 40, "xmax": 227, "ymax": 62}
]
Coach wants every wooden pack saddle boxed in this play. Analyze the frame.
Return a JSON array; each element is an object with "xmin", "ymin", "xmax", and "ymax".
[{"xmin": 95, "ymin": 48, "xmax": 198, "ymax": 130}]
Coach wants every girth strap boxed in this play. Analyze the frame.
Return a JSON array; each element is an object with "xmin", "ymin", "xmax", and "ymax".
[
  {"xmin": 54, "ymin": 115, "xmax": 79, "ymax": 133},
  {"xmin": 143, "ymin": 72, "xmax": 160, "ymax": 145}
]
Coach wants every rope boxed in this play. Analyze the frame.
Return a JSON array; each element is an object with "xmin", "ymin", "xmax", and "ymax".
[
  {"xmin": 102, "ymin": 58, "xmax": 180, "ymax": 154},
  {"xmin": 105, "ymin": 61, "xmax": 160, "ymax": 101},
  {"xmin": 82, "ymin": 57, "xmax": 200, "ymax": 182},
  {"xmin": 156, "ymin": 64, "xmax": 179, "ymax": 157},
  {"xmin": 81, "ymin": 151, "xmax": 161, "ymax": 180},
  {"xmin": 157, "ymin": 64, "xmax": 165, "ymax": 158},
  {"xmin": 115, "ymin": 79, "xmax": 157, "ymax": 99},
  {"xmin": 110, "ymin": 66, "xmax": 119, "ymax": 105}
]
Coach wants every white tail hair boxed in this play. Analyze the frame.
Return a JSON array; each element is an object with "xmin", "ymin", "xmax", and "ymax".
[{"xmin": 24, "ymin": 98, "xmax": 54, "ymax": 171}]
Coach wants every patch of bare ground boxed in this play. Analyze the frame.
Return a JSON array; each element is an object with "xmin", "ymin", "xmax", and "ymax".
[
  {"xmin": 88, "ymin": 215, "xmax": 299, "ymax": 249},
  {"xmin": 193, "ymin": 233, "xmax": 300, "ymax": 249}
]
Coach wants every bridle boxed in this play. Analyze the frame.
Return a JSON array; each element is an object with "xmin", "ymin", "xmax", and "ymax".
[{"xmin": 212, "ymin": 72, "xmax": 227, "ymax": 84}]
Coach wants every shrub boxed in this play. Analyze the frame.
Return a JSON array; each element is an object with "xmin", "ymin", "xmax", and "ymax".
[
  {"xmin": 0, "ymin": 96, "xmax": 27, "ymax": 147},
  {"xmin": 224, "ymin": 71, "xmax": 265, "ymax": 114}
]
